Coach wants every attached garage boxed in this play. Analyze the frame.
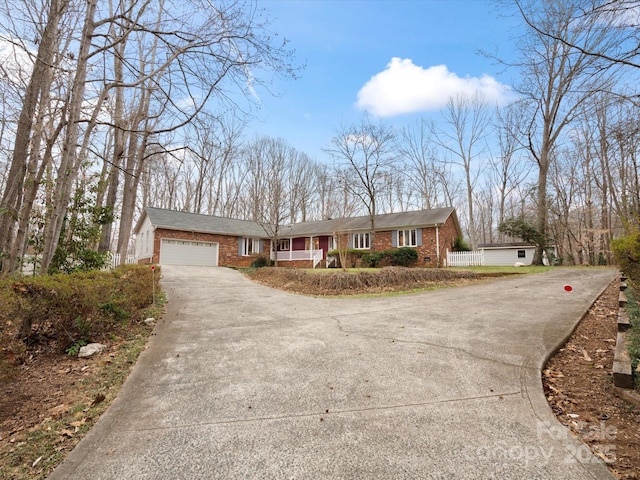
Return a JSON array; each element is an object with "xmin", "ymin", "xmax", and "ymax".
[{"xmin": 159, "ymin": 239, "xmax": 219, "ymax": 266}]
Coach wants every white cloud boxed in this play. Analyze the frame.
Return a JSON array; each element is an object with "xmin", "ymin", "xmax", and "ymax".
[
  {"xmin": 356, "ymin": 57, "xmax": 511, "ymax": 117},
  {"xmin": 0, "ymin": 36, "xmax": 33, "ymax": 86}
]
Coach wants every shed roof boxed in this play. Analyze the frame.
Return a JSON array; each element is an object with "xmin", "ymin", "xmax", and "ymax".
[{"xmin": 477, "ymin": 243, "xmax": 536, "ymax": 249}]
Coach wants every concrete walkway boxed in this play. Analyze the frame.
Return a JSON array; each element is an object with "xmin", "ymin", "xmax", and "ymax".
[{"xmin": 49, "ymin": 266, "xmax": 618, "ymax": 480}]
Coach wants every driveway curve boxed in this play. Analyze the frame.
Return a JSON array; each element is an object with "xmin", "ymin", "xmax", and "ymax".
[{"xmin": 49, "ymin": 266, "xmax": 618, "ymax": 480}]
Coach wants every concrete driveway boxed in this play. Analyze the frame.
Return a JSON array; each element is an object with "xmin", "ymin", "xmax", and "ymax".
[{"xmin": 49, "ymin": 266, "xmax": 618, "ymax": 479}]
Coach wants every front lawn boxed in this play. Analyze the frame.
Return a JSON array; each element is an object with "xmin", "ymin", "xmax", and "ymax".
[{"xmin": 452, "ymin": 265, "xmax": 554, "ymax": 274}]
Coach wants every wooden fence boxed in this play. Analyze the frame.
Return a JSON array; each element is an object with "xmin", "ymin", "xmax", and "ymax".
[{"xmin": 446, "ymin": 250, "xmax": 484, "ymax": 267}]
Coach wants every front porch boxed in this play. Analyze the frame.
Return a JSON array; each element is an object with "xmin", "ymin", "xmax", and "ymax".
[{"xmin": 273, "ymin": 235, "xmax": 335, "ymax": 268}]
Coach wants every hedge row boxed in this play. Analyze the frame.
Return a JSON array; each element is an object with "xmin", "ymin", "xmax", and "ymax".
[
  {"xmin": 327, "ymin": 247, "xmax": 419, "ymax": 268},
  {"xmin": 0, "ymin": 265, "xmax": 160, "ymax": 351},
  {"xmin": 249, "ymin": 266, "xmax": 478, "ymax": 296}
]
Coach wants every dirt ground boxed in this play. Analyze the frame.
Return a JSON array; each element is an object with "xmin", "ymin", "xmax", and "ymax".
[
  {"xmin": 543, "ymin": 279, "xmax": 640, "ymax": 479},
  {"xmin": 1, "ymin": 272, "xmax": 638, "ymax": 478},
  {"xmin": 1, "ymin": 352, "xmax": 91, "ymax": 450},
  {"xmin": 0, "ymin": 330, "xmax": 148, "ymax": 479}
]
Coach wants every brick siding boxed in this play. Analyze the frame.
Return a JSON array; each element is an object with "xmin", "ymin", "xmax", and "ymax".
[
  {"xmin": 364, "ymin": 216, "xmax": 459, "ymax": 267},
  {"xmin": 148, "ymin": 215, "xmax": 459, "ymax": 268},
  {"xmin": 152, "ymin": 228, "xmax": 271, "ymax": 267}
]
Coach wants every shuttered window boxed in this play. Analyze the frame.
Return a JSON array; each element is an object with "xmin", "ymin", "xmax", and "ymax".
[{"xmin": 398, "ymin": 229, "xmax": 417, "ymax": 247}]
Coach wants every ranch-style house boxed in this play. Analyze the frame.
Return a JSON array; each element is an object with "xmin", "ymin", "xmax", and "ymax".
[{"xmin": 134, "ymin": 206, "xmax": 462, "ymax": 268}]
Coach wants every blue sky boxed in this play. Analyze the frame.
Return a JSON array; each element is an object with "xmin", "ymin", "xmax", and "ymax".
[{"xmin": 252, "ymin": 0, "xmax": 520, "ymax": 161}]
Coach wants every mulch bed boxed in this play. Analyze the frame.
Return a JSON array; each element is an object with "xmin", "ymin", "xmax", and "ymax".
[{"xmin": 543, "ymin": 279, "xmax": 640, "ymax": 479}]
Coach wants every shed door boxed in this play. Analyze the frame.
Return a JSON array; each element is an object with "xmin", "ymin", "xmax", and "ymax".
[{"xmin": 160, "ymin": 239, "xmax": 218, "ymax": 266}]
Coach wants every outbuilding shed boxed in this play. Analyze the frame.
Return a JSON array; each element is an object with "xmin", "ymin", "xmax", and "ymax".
[{"xmin": 477, "ymin": 243, "xmax": 551, "ymax": 266}]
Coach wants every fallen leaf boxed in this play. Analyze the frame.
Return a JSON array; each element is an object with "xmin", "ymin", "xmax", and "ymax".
[
  {"xmin": 581, "ymin": 349, "xmax": 592, "ymax": 362},
  {"xmin": 48, "ymin": 404, "xmax": 67, "ymax": 416}
]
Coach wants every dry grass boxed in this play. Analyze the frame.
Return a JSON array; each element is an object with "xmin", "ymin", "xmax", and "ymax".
[{"xmin": 247, "ymin": 266, "xmax": 479, "ymax": 296}]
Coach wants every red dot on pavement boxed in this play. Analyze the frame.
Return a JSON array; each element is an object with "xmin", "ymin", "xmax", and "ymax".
[{"xmin": 564, "ymin": 285, "xmax": 572, "ymax": 292}]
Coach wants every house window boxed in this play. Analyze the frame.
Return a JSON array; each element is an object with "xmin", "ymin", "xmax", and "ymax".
[
  {"xmin": 242, "ymin": 238, "xmax": 259, "ymax": 256},
  {"xmin": 517, "ymin": 250, "xmax": 526, "ymax": 258},
  {"xmin": 352, "ymin": 232, "xmax": 370, "ymax": 249},
  {"xmin": 398, "ymin": 229, "xmax": 418, "ymax": 247},
  {"xmin": 304, "ymin": 238, "xmax": 320, "ymax": 250},
  {"xmin": 277, "ymin": 239, "xmax": 290, "ymax": 251}
]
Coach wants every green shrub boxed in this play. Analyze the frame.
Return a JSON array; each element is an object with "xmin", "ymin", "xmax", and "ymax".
[
  {"xmin": 361, "ymin": 251, "xmax": 385, "ymax": 268},
  {"xmin": 251, "ymin": 256, "xmax": 273, "ymax": 268},
  {"xmin": 1, "ymin": 265, "xmax": 160, "ymax": 351},
  {"xmin": 389, "ymin": 247, "xmax": 419, "ymax": 267},
  {"xmin": 452, "ymin": 237, "xmax": 472, "ymax": 252},
  {"xmin": 612, "ymin": 232, "xmax": 640, "ymax": 284},
  {"xmin": 360, "ymin": 248, "xmax": 419, "ymax": 268},
  {"xmin": 66, "ymin": 339, "xmax": 88, "ymax": 357}
]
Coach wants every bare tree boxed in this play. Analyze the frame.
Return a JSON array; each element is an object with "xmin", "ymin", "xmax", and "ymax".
[
  {"xmin": 399, "ymin": 118, "xmax": 460, "ymax": 211},
  {"xmin": 0, "ymin": 0, "xmax": 70, "ymax": 273},
  {"xmin": 509, "ymin": 0, "xmax": 619, "ymax": 264},
  {"xmin": 39, "ymin": 0, "xmax": 99, "ymax": 273},
  {"xmin": 326, "ymin": 115, "xmax": 397, "ymax": 251},
  {"xmin": 287, "ymin": 151, "xmax": 317, "ymax": 223},
  {"xmin": 432, "ymin": 92, "xmax": 492, "ymax": 247},
  {"xmin": 491, "ymin": 103, "xmax": 531, "ymax": 240},
  {"xmin": 0, "ymin": 0, "xmax": 300, "ymax": 274},
  {"xmin": 516, "ymin": 0, "xmax": 640, "ymax": 71},
  {"xmin": 243, "ymin": 136, "xmax": 303, "ymax": 265}
]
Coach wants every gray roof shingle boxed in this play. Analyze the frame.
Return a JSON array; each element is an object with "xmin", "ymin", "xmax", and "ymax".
[
  {"xmin": 138, "ymin": 206, "xmax": 458, "ymax": 238},
  {"xmin": 286, "ymin": 207, "xmax": 457, "ymax": 236},
  {"xmin": 142, "ymin": 207, "xmax": 267, "ymax": 237}
]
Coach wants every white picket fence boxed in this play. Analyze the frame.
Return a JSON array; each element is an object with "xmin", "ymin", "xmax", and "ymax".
[
  {"xmin": 446, "ymin": 250, "xmax": 485, "ymax": 267},
  {"xmin": 109, "ymin": 253, "xmax": 138, "ymax": 268}
]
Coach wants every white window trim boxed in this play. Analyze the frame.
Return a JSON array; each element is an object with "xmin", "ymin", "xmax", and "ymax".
[
  {"xmin": 352, "ymin": 232, "xmax": 370, "ymax": 250},
  {"xmin": 242, "ymin": 237, "xmax": 259, "ymax": 256},
  {"xmin": 398, "ymin": 229, "xmax": 418, "ymax": 247},
  {"xmin": 277, "ymin": 239, "xmax": 291, "ymax": 251}
]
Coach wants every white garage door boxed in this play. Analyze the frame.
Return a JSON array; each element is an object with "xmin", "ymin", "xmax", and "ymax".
[{"xmin": 160, "ymin": 239, "xmax": 219, "ymax": 266}]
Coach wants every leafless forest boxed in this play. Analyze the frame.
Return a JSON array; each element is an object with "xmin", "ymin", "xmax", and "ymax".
[{"xmin": 1, "ymin": 0, "xmax": 639, "ymax": 274}]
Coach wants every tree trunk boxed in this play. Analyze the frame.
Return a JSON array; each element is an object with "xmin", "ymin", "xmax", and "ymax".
[
  {"xmin": 40, "ymin": 0, "xmax": 98, "ymax": 273},
  {"xmin": 0, "ymin": 0, "xmax": 68, "ymax": 274},
  {"xmin": 98, "ymin": 35, "xmax": 126, "ymax": 253},
  {"xmin": 8, "ymin": 121, "xmax": 61, "ymax": 273},
  {"xmin": 533, "ymin": 155, "xmax": 549, "ymax": 265}
]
